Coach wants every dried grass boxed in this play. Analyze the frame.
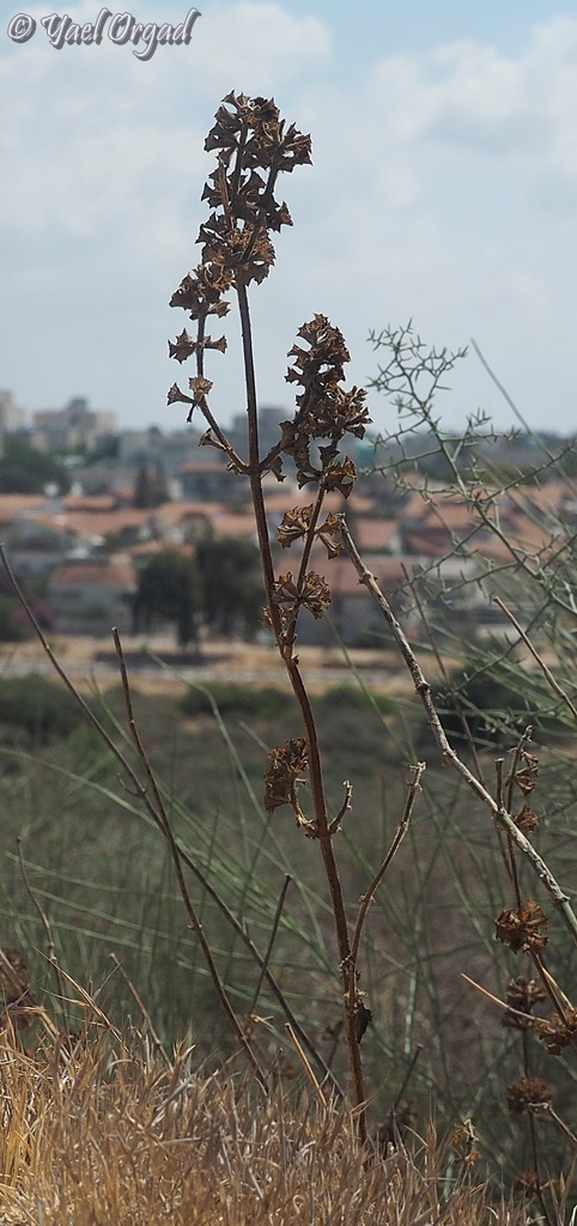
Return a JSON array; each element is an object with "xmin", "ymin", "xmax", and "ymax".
[{"xmin": 0, "ymin": 1031, "xmax": 531, "ymax": 1226}]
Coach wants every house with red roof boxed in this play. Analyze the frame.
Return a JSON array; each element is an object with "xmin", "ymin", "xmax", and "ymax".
[{"xmin": 48, "ymin": 555, "xmax": 136, "ymax": 636}]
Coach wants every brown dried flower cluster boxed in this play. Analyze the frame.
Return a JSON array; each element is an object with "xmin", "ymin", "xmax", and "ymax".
[
  {"xmin": 264, "ymin": 737, "xmax": 309, "ymax": 817},
  {"xmin": 535, "ymin": 1007, "xmax": 577, "ymax": 1055},
  {"xmin": 269, "ymin": 570, "xmax": 332, "ymax": 626},
  {"xmin": 277, "ymin": 506, "xmax": 343, "ymax": 558},
  {"xmin": 511, "ymin": 750, "xmax": 539, "ymax": 796},
  {"xmin": 513, "ymin": 803, "xmax": 538, "ymax": 833},
  {"xmin": 507, "ymin": 1076, "xmax": 553, "ymax": 1115},
  {"xmin": 502, "ymin": 976, "xmax": 547, "ymax": 1031},
  {"xmin": 167, "ymin": 92, "xmax": 312, "ymax": 420},
  {"xmin": 495, "ymin": 900, "xmax": 549, "ymax": 955},
  {"xmin": 278, "ymin": 315, "xmax": 371, "ymax": 491}
]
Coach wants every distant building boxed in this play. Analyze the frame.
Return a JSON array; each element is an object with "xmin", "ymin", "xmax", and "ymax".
[
  {"xmin": 0, "ymin": 389, "xmax": 26, "ymax": 433},
  {"xmin": 227, "ymin": 405, "xmax": 287, "ymax": 458},
  {"xmin": 118, "ymin": 426, "xmax": 205, "ymax": 473},
  {"xmin": 48, "ymin": 554, "xmax": 136, "ymax": 635},
  {"xmin": 32, "ymin": 397, "xmax": 117, "ymax": 453}
]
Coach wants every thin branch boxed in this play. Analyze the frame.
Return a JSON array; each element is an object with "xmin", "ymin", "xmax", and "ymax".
[
  {"xmin": 351, "ymin": 763, "xmax": 424, "ymax": 966},
  {"xmin": 247, "ymin": 875, "xmax": 292, "ymax": 1016},
  {"xmin": 112, "ymin": 627, "xmax": 268, "ymax": 1087},
  {"xmin": 340, "ymin": 518, "xmax": 577, "ymax": 948},
  {"xmin": 0, "ymin": 546, "xmax": 337, "ymax": 1086},
  {"xmin": 16, "ymin": 838, "xmax": 68, "ymax": 1030},
  {"xmin": 495, "ymin": 596, "xmax": 577, "ymax": 725}
]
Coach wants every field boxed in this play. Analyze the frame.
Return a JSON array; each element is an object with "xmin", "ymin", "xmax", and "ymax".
[{"xmin": 0, "ymin": 627, "xmax": 575, "ymax": 1223}]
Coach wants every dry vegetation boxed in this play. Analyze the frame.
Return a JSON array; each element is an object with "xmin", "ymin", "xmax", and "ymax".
[{"xmin": 0, "ymin": 1027, "xmax": 532, "ymax": 1226}]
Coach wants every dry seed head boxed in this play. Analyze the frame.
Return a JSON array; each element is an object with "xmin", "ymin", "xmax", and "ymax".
[
  {"xmin": 502, "ymin": 976, "xmax": 547, "ymax": 1030},
  {"xmin": 277, "ymin": 504, "xmax": 314, "ymax": 548},
  {"xmin": 535, "ymin": 1007, "xmax": 577, "ymax": 1055},
  {"xmin": 270, "ymin": 570, "xmax": 331, "ymax": 622},
  {"xmin": 514, "ymin": 804, "xmax": 538, "ymax": 833},
  {"xmin": 264, "ymin": 737, "xmax": 309, "ymax": 814},
  {"xmin": 512, "ymin": 750, "xmax": 539, "ymax": 796},
  {"xmin": 507, "ymin": 1076, "xmax": 553, "ymax": 1115},
  {"xmin": 495, "ymin": 900, "xmax": 549, "ymax": 955}
]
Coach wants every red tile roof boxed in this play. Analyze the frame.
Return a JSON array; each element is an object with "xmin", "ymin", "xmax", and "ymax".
[{"xmin": 50, "ymin": 557, "xmax": 136, "ymax": 589}]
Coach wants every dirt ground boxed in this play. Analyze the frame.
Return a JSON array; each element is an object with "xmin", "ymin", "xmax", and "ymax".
[{"xmin": 0, "ymin": 632, "xmax": 415, "ymax": 695}]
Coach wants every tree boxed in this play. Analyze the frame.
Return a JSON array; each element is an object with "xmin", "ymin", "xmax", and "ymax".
[
  {"xmin": 196, "ymin": 537, "xmax": 263, "ymax": 639},
  {"xmin": 0, "ymin": 438, "xmax": 71, "ymax": 494},
  {"xmin": 133, "ymin": 463, "xmax": 169, "ymax": 508},
  {"xmin": 132, "ymin": 550, "xmax": 202, "ymax": 646}
]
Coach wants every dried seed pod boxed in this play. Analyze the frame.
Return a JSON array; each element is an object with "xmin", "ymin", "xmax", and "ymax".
[
  {"xmin": 495, "ymin": 900, "xmax": 549, "ymax": 954},
  {"xmin": 507, "ymin": 1076, "xmax": 553, "ymax": 1115}
]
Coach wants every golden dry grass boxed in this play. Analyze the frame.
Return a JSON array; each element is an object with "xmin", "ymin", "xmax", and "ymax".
[{"xmin": 0, "ymin": 1030, "xmax": 534, "ymax": 1225}]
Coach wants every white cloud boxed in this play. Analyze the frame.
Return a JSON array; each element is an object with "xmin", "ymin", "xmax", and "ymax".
[
  {"xmin": 3, "ymin": 6, "xmax": 577, "ymax": 432},
  {"xmin": 190, "ymin": 1, "xmax": 331, "ymax": 95},
  {"xmin": 0, "ymin": 0, "xmax": 330, "ymax": 234}
]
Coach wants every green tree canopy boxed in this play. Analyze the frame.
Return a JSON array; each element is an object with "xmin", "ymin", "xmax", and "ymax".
[
  {"xmin": 132, "ymin": 550, "xmax": 202, "ymax": 647},
  {"xmin": 133, "ymin": 463, "xmax": 169, "ymax": 508},
  {"xmin": 0, "ymin": 438, "xmax": 71, "ymax": 494},
  {"xmin": 196, "ymin": 536, "xmax": 263, "ymax": 639}
]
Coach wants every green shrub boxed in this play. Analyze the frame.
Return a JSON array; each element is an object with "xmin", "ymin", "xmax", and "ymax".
[
  {"xmin": 0, "ymin": 675, "xmax": 81, "ymax": 743},
  {"xmin": 314, "ymin": 685, "xmax": 396, "ymax": 717},
  {"xmin": 0, "ymin": 595, "xmax": 30, "ymax": 642},
  {"xmin": 180, "ymin": 683, "xmax": 396, "ymax": 724},
  {"xmin": 180, "ymin": 683, "xmax": 295, "ymax": 722},
  {"xmin": 432, "ymin": 663, "xmax": 561, "ymax": 749}
]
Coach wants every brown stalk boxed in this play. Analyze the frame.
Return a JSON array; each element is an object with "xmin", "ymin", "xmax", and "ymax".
[
  {"xmin": 111, "ymin": 627, "xmax": 267, "ymax": 1087},
  {"xmin": 351, "ymin": 763, "xmax": 425, "ymax": 966},
  {"xmin": 247, "ymin": 874, "xmax": 292, "ymax": 1016},
  {"xmin": 16, "ymin": 836, "xmax": 69, "ymax": 1032},
  {"xmin": 236, "ymin": 277, "xmax": 367, "ymax": 1140}
]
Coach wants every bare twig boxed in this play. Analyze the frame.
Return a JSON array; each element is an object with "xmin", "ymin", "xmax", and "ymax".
[
  {"xmin": 0, "ymin": 546, "xmax": 338, "ymax": 1088},
  {"xmin": 247, "ymin": 875, "xmax": 292, "ymax": 1016},
  {"xmin": 340, "ymin": 518, "xmax": 577, "ymax": 948},
  {"xmin": 16, "ymin": 838, "xmax": 68, "ymax": 1031},
  {"xmin": 495, "ymin": 596, "xmax": 577, "ymax": 725},
  {"xmin": 112, "ymin": 627, "xmax": 268, "ymax": 1087},
  {"xmin": 351, "ymin": 763, "xmax": 424, "ymax": 966}
]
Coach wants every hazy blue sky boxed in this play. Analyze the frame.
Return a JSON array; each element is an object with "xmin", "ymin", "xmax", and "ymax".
[{"xmin": 1, "ymin": 0, "xmax": 576, "ymax": 437}]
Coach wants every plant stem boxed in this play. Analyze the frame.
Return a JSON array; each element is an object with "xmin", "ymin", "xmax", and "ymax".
[
  {"xmin": 112, "ymin": 628, "xmax": 268, "ymax": 1087},
  {"xmin": 236, "ymin": 281, "xmax": 367, "ymax": 1139}
]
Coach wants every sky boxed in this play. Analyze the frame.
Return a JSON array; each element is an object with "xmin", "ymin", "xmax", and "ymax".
[{"xmin": 1, "ymin": 0, "xmax": 577, "ymax": 439}]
